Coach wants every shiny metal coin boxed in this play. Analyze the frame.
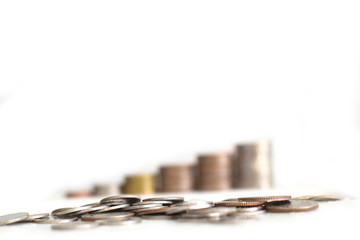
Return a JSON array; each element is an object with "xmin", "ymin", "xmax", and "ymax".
[
  {"xmin": 95, "ymin": 217, "xmax": 142, "ymax": 225},
  {"xmin": 35, "ymin": 218, "xmax": 78, "ymax": 224},
  {"xmin": 51, "ymin": 222, "xmax": 98, "ymax": 230},
  {"xmin": 237, "ymin": 206, "xmax": 264, "ymax": 212},
  {"xmin": 143, "ymin": 196, "xmax": 184, "ymax": 204},
  {"xmin": 132, "ymin": 200, "xmax": 173, "ymax": 206},
  {"xmin": 52, "ymin": 206, "xmax": 92, "ymax": 218},
  {"xmin": 81, "ymin": 212, "xmax": 135, "ymax": 221},
  {"xmin": 124, "ymin": 203, "xmax": 163, "ymax": 211},
  {"xmin": 265, "ymin": 200, "xmax": 318, "ymax": 213},
  {"xmin": 292, "ymin": 195, "xmax": 315, "ymax": 200},
  {"xmin": 215, "ymin": 201, "xmax": 265, "ymax": 207},
  {"xmin": 94, "ymin": 204, "xmax": 129, "ymax": 213},
  {"xmin": 75, "ymin": 204, "xmax": 109, "ymax": 215},
  {"xmin": 182, "ymin": 207, "xmax": 236, "ymax": 218},
  {"xmin": 20, "ymin": 213, "xmax": 50, "ymax": 222},
  {"xmin": 135, "ymin": 207, "xmax": 169, "ymax": 215},
  {"xmin": 167, "ymin": 200, "xmax": 213, "ymax": 215},
  {"xmin": 0, "ymin": 212, "xmax": 29, "ymax": 225},
  {"xmin": 310, "ymin": 195, "xmax": 343, "ymax": 202},
  {"xmin": 236, "ymin": 196, "xmax": 291, "ymax": 202},
  {"xmin": 100, "ymin": 195, "xmax": 141, "ymax": 205}
]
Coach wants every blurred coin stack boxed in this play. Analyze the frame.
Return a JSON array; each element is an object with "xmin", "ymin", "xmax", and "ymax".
[
  {"xmin": 121, "ymin": 174, "xmax": 155, "ymax": 195},
  {"xmin": 233, "ymin": 141, "xmax": 272, "ymax": 189},
  {"xmin": 197, "ymin": 152, "xmax": 232, "ymax": 191},
  {"xmin": 159, "ymin": 164, "xmax": 195, "ymax": 192},
  {"xmin": 93, "ymin": 184, "xmax": 120, "ymax": 196}
]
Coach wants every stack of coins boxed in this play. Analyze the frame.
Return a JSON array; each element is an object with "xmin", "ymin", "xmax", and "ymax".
[
  {"xmin": 233, "ymin": 141, "xmax": 272, "ymax": 189},
  {"xmin": 197, "ymin": 152, "xmax": 232, "ymax": 191},
  {"xmin": 121, "ymin": 174, "xmax": 155, "ymax": 195},
  {"xmin": 93, "ymin": 184, "xmax": 120, "ymax": 196},
  {"xmin": 159, "ymin": 164, "xmax": 195, "ymax": 192}
]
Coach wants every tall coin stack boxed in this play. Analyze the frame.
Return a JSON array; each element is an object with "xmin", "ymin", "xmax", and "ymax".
[
  {"xmin": 159, "ymin": 164, "xmax": 195, "ymax": 192},
  {"xmin": 197, "ymin": 152, "xmax": 232, "ymax": 191},
  {"xmin": 233, "ymin": 141, "xmax": 272, "ymax": 189},
  {"xmin": 121, "ymin": 174, "xmax": 155, "ymax": 195}
]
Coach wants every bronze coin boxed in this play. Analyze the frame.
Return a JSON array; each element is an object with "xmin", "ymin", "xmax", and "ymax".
[
  {"xmin": 214, "ymin": 201, "xmax": 265, "ymax": 207},
  {"xmin": 236, "ymin": 195, "xmax": 292, "ymax": 202},
  {"xmin": 265, "ymin": 200, "xmax": 318, "ymax": 213}
]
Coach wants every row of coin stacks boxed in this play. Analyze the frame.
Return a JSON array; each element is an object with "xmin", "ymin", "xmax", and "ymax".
[
  {"xmin": 66, "ymin": 141, "xmax": 272, "ymax": 197},
  {"xmin": 120, "ymin": 141, "xmax": 272, "ymax": 195}
]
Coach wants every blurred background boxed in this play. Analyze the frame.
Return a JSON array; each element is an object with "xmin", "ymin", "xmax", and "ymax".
[{"xmin": 0, "ymin": 0, "xmax": 360, "ymax": 204}]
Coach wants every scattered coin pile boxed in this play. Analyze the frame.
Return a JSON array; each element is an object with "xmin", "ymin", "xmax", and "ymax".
[
  {"xmin": 67, "ymin": 140, "xmax": 273, "ymax": 197},
  {"xmin": 0, "ymin": 194, "xmax": 342, "ymax": 230}
]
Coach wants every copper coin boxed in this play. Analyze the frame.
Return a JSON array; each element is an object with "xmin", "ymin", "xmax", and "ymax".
[
  {"xmin": 265, "ymin": 200, "xmax": 319, "ymax": 213},
  {"xmin": 66, "ymin": 190, "xmax": 92, "ymax": 198},
  {"xmin": 214, "ymin": 201, "xmax": 265, "ymax": 207},
  {"xmin": 135, "ymin": 207, "xmax": 169, "ymax": 215},
  {"xmin": 236, "ymin": 195, "xmax": 292, "ymax": 202}
]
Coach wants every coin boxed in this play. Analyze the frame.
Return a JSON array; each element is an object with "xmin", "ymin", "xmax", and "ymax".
[
  {"xmin": 100, "ymin": 195, "xmax": 141, "ymax": 205},
  {"xmin": 81, "ymin": 212, "xmax": 135, "ymax": 221},
  {"xmin": 93, "ymin": 184, "xmax": 120, "ymax": 196},
  {"xmin": 143, "ymin": 196, "xmax": 184, "ymax": 204},
  {"xmin": 94, "ymin": 204, "xmax": 129, "ymax": 213},
  {"xmin": 292, "ymin": 195, "xmax": 315, "ymax": 200},
  {"xmin": 265, "ymin": 200, "xmax": 319, "ymax": 213},
  {"xmin": 20, "ymin": 213, "xmax": 50, "ymax": 222},
  {"xmin": 123, "ymin": 203, "xmax": 163, "ymax": 211},
  {"xmin": 135, "ymin": 206, "xmax": 170, "ymax": 215},
  {"xmin": 96, "ymin": 217, "xmax": 142, "ymax": 225},
  {"xmin": 51, "ymin": 222, "xmax": 99, "ymax": 230},
  {"xmin": 237, "ymin": 206, "xmax": 264, "ymax": 212},
  {"xmin": 235, "ymin": 196, "xmax": 292, "ymax": 202},
  {"xmin": 214, "ymin": 201, "xmax": 265, "ymax": 207},
  {"xmin": 309, "ymin": 195, "xmax": 343, "ymax": 202},
  {"xmin": 66, "ymin": 190, "xmax": 93, "ymax": 198},
  {"xmin": 0, "ymin": 212, "xmax": 29, "ymax": 225},
  {"xmin": 35, "ymin": 218, "xmax": 78, "ymax": 224}
]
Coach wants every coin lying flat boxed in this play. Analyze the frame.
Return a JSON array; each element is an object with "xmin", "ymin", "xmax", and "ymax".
[
  {"xmin": 35, "ymin": 218, "xmax": 78, "ymax": 224},
  {"xmin": 236, "ymin": 196, "xmax": 292, "ymax": 202},
  {"xmin": 100, "ymin": 195, "xmax": 141, "ymax": 205},
  {"xmin": 20, "ymin": 213, "xmax": 50, "ymax": 222},
  {"xmin": 0, "ymin": 212, "xmax": 29, "ymax": 225},
  {"xmin": 265, "ymin": 200, "xmax": 318, "ymax": 213},
  {"xmin": 292, "ymin": 195, "xmax": 315, "ymax": 200},
  {"xmin": 51, "ymin": 222, "xmax": 99, "ymax": 230},
  {"xmin": 95, "ymin": 217, "xmax": 142, "ymax": 225},
  {"xmin": 81, "ymin": 212, "xmax": 135, "ymax": 221},
  {"xmin": 95, "ymin": 204, "xmax": 129, "ymax": 213},
  {"xmin": 214, "ymin": 201, "xmax": 265, "ymax": 207},
  {"xmin": 310, "ymin": 195, "xmax": 343, "ymax": 202},
  {"xmin": 143, "ymin": 197, "xmax": 184, "ymax": 204}
]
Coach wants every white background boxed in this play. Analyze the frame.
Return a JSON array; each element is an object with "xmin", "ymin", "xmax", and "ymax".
[{"xmin": 1, "ymin": 0, "xmax": 360, "ymax": 208}]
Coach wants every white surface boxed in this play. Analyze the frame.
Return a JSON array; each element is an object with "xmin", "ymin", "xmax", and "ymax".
[
  {"xmin": 1, "ymin": 0, "xmax": 360, "ymax": 228},
  {"xmin": 0, "ymin": 188, "xmax": 359, "ymax": 240}
]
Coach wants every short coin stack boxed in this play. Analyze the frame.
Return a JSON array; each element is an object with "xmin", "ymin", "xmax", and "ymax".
[
  {"xmin": 197, "ymin": 152, "xmax": 232, "ymax": 191},
  {"xmin": 159, "ymin": 164, "xmax": 195, "ymax": 192},
  {"xmin": 0, "ymin": 194, "xmax": 342, "ymax": 230},
  {"xmin": 121, "ymin": 174, "xmax": 155, "ymax": 195}
]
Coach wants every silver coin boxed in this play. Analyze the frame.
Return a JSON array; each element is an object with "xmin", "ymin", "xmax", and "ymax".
[
  {"xmin": 132, "ymin": 200, "xmax": 173, "ymax": 206},
  {"xmin": 237, "ymin": 206, "xmax": 264, "ymax": 212},
  {"xmin": 265, "ymin": 200, "xmax": 319, "ymax": 213},
  {"xmin": 95, "ymin": 217, "xmax": 142, "ymax": 225},
  {"xmin": 52, "ymin": 205, "xmax": 94, "ymax": 217},
  {"xmin": 20, "ymin": 213, "xmax": 50, "ymax": 222},
  {"xmin": 35, "ymin": 218, "xmax": 78, "ymax": 224},
  {"xmin": 81, "ymin": 212, "xmax": 135, "ymax": 221},
  {"xmin": 100, "ymin": 195, "xmax": 141, "ymax": 205},
  {"xmin": 124, "ymin": 203, "xmax": 163, "ymax": 211},
  {"xmin": 94, "ymin": 204, "xmax": 129, "ymax": 213},
  {"xmin": 0, "ymin": 212, "xmax": 29, "ymax": 225},
  {"xmin": 75, "ymin": 204, "xmax": 109, "ymax": 215},
  {"xmin": 132, "ymin": 206, "xmax": 166, "ymax": 215},
  {"xmin": 167, "ymin": 200, "xmax": 213, "ymax": 215},
  {"xmin": 51, "ymin": 222, "xmax": 99, "ymax": 230},
  {"xmin": 292, "ymin": 195, "xmax": 315, "ymax": 200},
  {"xmin": 310, "ymin": 195, "xmax": 343, "ymax": 202},
  {"xmin": 182, "ymin": 207, "xmax": 236, "ymax": 219}
]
